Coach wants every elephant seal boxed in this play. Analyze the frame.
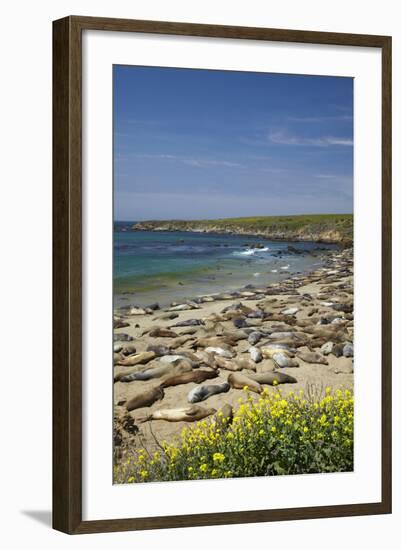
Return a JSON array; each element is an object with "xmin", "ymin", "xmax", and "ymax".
[
  {"xmin": 194, "ymin": 336, "xmax": 238, "ymax": 348},
  {"xmin": 120, "ymin": 361, "xmax": 192, "ymax": 383},
  {"xmin": 297, "ymin": 351, "xmax": 328, "ymax": 365},
  {"xmin": 126, "ymin": 386, "xmax": 165, "ymax": 412},
  {"xmin": 214, "ymin": 356, "xmax": 243, "ymax": 372},
  {"xmin": 113, "ymin": 333, "xmax": 133, "ymax": 342},
  {"xmin": 161, "ymin": 369, "xmax": 219, "ymax": 388},
  {"xmin": 249, "ymin": 346, "xmax": 262, "ymax": 363},
  {"xmin": 140, "ymin": 405, "xmax": 216, "ymax": 423},
  {"xmin": 114, "ymin": 318, "xmax": 130, "ymax": 329},
  {"xmin": 187, "ymin": 382, "xmax": 230, "ymax": 403},
  {"xmin": 272, "ymin": 353, "xmax": 299, "ymax": 368},
  {"xmin": 148, "ymin": 327, "xmax": 178, "ymax": 338},
  {"xmin": 169, "ymin": 335, "xmax": 196, "ymax": 349},
  {"xmin": 121, "ymin": 344, "xmax": 137, "ymax": 356},
  {"xmin": 116, "ymin": 351, "xmax": 156, "ymax": 367},
  {"xmin": 147, "ymin": 344, "xmax": 170, "ymax": 356},
  {"xmin": 228, "ymin": 373, "xmax": 262, "ymax": 394},
  {"xmin": 248, "ymin": 331, "xmax": 263, "ymax": 345},
  {"xmin": 249, "ymin": 371, "xmax": 297, "ymax": 385},
  {"xmin": 234, "ymin": 357, "xmax": 257, "ymax": 372},
  {"xmin": 205, "ymin": 346, "xmax": 236, "ymax": 359},
  {"xmin": 216, "ymin": 403, "xmax": 234, "ymax": 428},
  {"xmin": 261, "ymin": 344, "xmax": 295, "ymax": 357}
]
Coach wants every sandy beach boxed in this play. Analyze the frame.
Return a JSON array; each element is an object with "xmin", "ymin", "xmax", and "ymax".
[{"xmin": 113, "ymin": 247, "xmax": 353, "ymax": 463}]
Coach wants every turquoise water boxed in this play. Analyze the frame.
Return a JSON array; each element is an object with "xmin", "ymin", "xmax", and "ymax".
[{"xmin": 114, "ymin": 222, "xmax": 337, "ymax": 307}]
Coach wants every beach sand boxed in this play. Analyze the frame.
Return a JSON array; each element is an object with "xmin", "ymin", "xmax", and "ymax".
[{"xmin": 113, "ymin": 248, "xmax": 354, "ymax": 460}]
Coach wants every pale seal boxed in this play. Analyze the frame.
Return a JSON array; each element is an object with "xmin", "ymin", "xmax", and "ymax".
[
  {"xmin": 116, "ymin": 351, "xmax": 156, "ymax": 367},
  {"xmin": 140, "ymin": 405, "xmax": 216, "ymax": 423},
  {"xmin": 271, "ymin": 353, "xmax": 299, "ymax": 368},
  {"xmin": 187, "ymin": 382, "xmax": 230, "ymax": 403}
]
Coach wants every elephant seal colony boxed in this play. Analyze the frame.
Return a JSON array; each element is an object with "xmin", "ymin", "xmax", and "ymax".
[{"xmin": 114, "ymin": 247, "xmax": 354, "ymax": 457}]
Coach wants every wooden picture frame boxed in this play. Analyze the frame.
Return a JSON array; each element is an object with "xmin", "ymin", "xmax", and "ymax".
[{"xmin": 53, "ymin": 15, "xmax": 392, "ymax": 534}]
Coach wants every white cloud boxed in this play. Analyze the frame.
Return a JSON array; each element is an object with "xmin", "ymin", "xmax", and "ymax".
[
  {"xmin": 133, "ymin": 153, "xmax": 243, "ymax": 168},
  {"xmin": 268, "ymin": 130, "xmax": 353, "ymax": 147}
]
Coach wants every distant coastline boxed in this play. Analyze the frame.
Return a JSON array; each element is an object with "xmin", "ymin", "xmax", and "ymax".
[{"xmin": 130, "ymin": 214, "xmax": 353, "ymax": 247}]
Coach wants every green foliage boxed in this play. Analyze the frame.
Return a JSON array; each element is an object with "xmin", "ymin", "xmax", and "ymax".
[{"xmin": 114, "ymin": 386, "xmax": 354, "ymax": 483}]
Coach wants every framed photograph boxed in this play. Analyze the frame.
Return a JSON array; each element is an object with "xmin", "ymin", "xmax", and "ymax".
[{"xmin": 53, "ymin": 16, "xmax": 392, "ymax": 534}]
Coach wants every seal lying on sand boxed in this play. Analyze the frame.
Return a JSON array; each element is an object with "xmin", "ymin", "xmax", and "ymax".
[
  {"xmin": 126, "ymin": 386, "xmax": 164, "ymax": 412},
  {"xmin": 214, "ymin": 356, "xmax": 242, "ymax": 372},
  {"xmin": 228, "ymin": 373, "xmax": 262, "ymax": 394},
  {"xmin": 161, "ymin": 369, "xmax": 219, "ymax": 388},
  {"xmin": 297, "ymin": 351, "xmax": 328, "ymax": 365},
  {"xmin": 248, "ymin": 371, "xmax": 297, "ymax": 385},
  {"xmin": 116, "ymin": 351, "xmax": 156, "ymax": 367},
  {"xmin": 139, "ymin": 405, "xmax": 216, "ymax": 423},
  {"xmin": 119, "ymin": 361, "xmax": 192, "ymax": 383},
  {"xmin": 271, "ymin": 353, "xmax": 299, "ymax": 368},
  {"xmin": 148, "ymin": 327, "xmax": 178, "ymax": 338},
  {"xmin": 187, "ymin": 382, "xmax": 230, "ymax": 403}
]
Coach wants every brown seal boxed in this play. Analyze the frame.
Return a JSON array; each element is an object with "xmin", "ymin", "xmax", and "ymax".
[
  {"xmin": 148, "ymin": 327, "xmax": 178, "ymax": 338},
  {"xmin": 249, "ymin": 372, "xmax": 297, "ymax": 385},
  {"xmin": 297, "ymin": 351, "xmax": 328, "ymax": 365},
  {"xmin": 120, "ymin": 360, "xmax": 192, "ymax": 383},
  {"xmin": 161, "ymin": 369, "xmax": 218, "ymax": 388},
  {"xmin": 140, "ymin": 405, "xmax": 216, "ymax": 423},
  {"xmin": 228, "ymin": 372, "xmax": 262, "ymax": 394},
  {"xmin": 126, "ymin": 386, "xmax": 164, "ymax": 412}
]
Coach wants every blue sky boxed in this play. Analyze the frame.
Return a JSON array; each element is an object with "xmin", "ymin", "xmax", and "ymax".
[{"xmin": 114, "ymin": 66, "xmax": 353, "ymax": 221}]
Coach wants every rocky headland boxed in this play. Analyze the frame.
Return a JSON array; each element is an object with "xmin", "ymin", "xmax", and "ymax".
[{"xmin": 131, "ymin": 214, "xmax": 353, "ymax": 246}]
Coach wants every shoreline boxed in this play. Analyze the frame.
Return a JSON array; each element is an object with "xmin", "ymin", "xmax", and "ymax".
[
  {"xmin": 113, "ymin": 246, "xmax": 354, "ymax": 463},
  {"xmin": 114, "ymin": 234, "xmax": 338, "ymax": 308}
]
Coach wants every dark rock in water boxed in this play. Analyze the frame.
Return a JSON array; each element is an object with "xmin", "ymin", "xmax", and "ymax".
[
  {"xmin": 233, "ymin": 318, "xmax": 248, "ymax": 329},
  {"xmin": 147, "ymin": 344, "xmax": 170, "ymax": 356},
  {"xmin": 244, "ymin": 284, "xmax": 255, "ymax": 289},
  {"xmin": 145, "ymin": 302, "xmax": 160, "ymax": 311},
  {"xmin": 172, "ymin": 319, "xmax": 205, "ymax": 327},
  {"xmin": 113, "ymin": 333, "xmax": 134, "ymax": 342},
  {"xmin": 287, "ymin": 245, "xmax": 302, "ymax": 255}
]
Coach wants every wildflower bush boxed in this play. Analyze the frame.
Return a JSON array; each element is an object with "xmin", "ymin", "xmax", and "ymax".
[{"xmin": 114, "ymin": 387, "xmax": 353, "ymax": 483}]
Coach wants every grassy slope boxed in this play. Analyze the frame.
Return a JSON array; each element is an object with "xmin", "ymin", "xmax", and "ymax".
[{"xmin": 133, "ymin": 214, "xmax": 353, "ymax": 244}]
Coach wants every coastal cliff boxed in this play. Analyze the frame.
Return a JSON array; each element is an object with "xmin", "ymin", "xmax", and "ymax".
[{"xmin": 132, "ymin": 214, "xmax": 353, "ymax": 246}]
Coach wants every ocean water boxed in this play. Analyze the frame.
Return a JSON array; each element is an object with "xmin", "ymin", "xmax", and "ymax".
[{"xmin": 114, "ymin": 222, "xmax": 338, "ymax": 308}]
